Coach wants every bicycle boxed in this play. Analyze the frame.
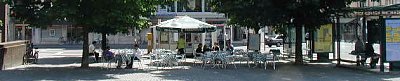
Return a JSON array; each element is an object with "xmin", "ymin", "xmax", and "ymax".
[{"xmin": 24, "ymin": 44, "xmax": 39, "ymax": 64}]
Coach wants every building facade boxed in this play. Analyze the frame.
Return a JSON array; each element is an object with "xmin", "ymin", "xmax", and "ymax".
[{"xmin": 19, "ymin": 0, "xmax": 246, "ymax": 47}]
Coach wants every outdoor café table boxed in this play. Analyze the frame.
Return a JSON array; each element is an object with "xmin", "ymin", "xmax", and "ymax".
[
  {"xmin": 150, "ymin": 50, "xmax": 180, "ymax": 67},
  {"xmin": 249, "ymin": 52, "xmax": 277, "ymax": 69},
  {"xmin": 158, "ymin": 52, "xmax": 179, "ymax": 67},
  {"xmin": 115, "ymin": 49, "xmax": 141, "ymax": 68}
]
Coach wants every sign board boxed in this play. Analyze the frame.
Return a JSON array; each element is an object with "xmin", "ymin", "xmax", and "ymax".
[
  {"xmin": 385, "ymin": 19, "xmax": 400, "ymax": 61},
  {"xmin": 248, "ymin": 34, "xmax": 260, "ymax": 50},
  {"xmin": 160, "ymin": 32, "xmax": 168, "ymax": 43},
  {"xmin": 314, "ymin": 24, "xmax": 333, "ymax": 53}
]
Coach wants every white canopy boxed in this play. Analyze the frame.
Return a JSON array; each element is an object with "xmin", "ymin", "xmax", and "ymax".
[{"xmin": 152, "ymin": 16, "xmax": 216, "ymax": 33}]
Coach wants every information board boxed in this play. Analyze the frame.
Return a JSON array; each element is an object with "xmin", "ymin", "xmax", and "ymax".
[
  {"xmin": 314, "ymin": 24, "xmax": 333, "ymax": 53},
  {"xmin": 385, "ymin": 19, "xmax": 400, "ymax": 61},
  {"xmin": 248, "ymin": 34, "xmax": 260, "ymax": 50}
]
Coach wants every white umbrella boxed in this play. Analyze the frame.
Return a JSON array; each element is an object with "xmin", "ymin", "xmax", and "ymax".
[
  {"xmin": 151, "ymin": 16, "xmax": 217, "ymax": 50},
  {"xmin": 153, "ymin": 16, "xmax": 216, "ymax": 33}
]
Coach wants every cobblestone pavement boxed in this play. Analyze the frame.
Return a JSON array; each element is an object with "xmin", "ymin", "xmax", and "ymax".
[{"xmin": 0, "ymin": 48, "xmax": 399, "ymax": 81}]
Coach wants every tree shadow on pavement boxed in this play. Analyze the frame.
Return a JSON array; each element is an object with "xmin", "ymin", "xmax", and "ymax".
[
  {"xmin": 147, "ymin": 63, "xmax": 399, "ymax": 81},
  {"xmin": 2, "ymin": 54, "xmax": 399, "ymax": 81},
  {"xmin": 0, "ymin": 66, "xmax": 147, "ymax": 81},
  {"xmin": 35, "ymin": 57, "xmax": 82, "ymax": 65}
]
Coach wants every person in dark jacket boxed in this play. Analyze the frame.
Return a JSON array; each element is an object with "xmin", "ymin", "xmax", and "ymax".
[
  {"xmin": 196, "ymin": 43, "xmax": 203, "ymax": 53},
  {"xmin": 365, "ymin": 43, "xmax": 380, "ymax": 69},
  {"xmin": 203, "ymin": 44, "xmax": 211, "ymax": 53},
  {"xmin": 212, "ymin": 42, "xmax": 220, "ymax": 51},
  {"xmin": 195, "ymin": 43, "xmax": 203, "ymax": 57}
]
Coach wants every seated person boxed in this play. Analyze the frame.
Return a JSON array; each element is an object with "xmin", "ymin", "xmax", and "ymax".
[
  {"xmin": 126, "ymin": 44, "xmax": 140, "ymax": 69},
  {"xmin": 203, "ymin": 45, "xmax": 211, "ymax": 53},
  {"xmin": 226, "ymin": 41, "xmax": 234, "ymax": 55},
  {"xmin": 195, "ymin": 43, "xmax": 203, "ymax": 57},
  {"xmin": 212, "ymin": 43, "xmax": 220, "ymax": 51},
  {"xmin": 103, "ymin": 46, "xmax": 115, "ymax": 61}
]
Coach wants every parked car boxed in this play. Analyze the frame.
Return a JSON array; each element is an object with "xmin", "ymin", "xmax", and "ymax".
[{"xmin": 265, "ymin": 35, "xmax": 284, "ymax": 47}]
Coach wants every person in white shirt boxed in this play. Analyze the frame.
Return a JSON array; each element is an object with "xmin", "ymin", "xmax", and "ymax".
[
  {"xmin": 126, "ymin": 44, "xmax": 140, "ymax": 69},
  {"xmin": 89, "ymin": 41, "xmax": 99, "ymax": 62}
]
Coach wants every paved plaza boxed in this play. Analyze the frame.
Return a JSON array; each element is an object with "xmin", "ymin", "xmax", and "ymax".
[{"xmin": 0, "ymin": 48, "xmax": 399, "ymax": 81}]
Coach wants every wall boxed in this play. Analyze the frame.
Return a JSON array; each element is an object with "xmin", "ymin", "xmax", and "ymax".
[{"xmin": 0, "ymin": 40, "xmax": 27, "ymax": 70}]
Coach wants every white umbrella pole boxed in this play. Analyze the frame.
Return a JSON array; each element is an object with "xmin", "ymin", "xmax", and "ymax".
[
  {"xmin": 223, "ymin": 25, "xmax": 226, "ymax": 51},
  {"xmin": 202, "ymin": 18, "xmax": 206, "ymax": 46},
  {"xmin": 202, "ymin": 33, "xmax": 205, "ymax": 47},
  {"xmin": 153, "ymin": 27, "xmax": 157, "ymax": 50},
  {"xmin": 169, "ymin": 32, "xmax": 171, "ymax": 50}
]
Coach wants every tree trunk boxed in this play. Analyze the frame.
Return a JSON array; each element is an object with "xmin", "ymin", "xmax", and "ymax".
[
  {"xmin": 101, "ymin": 33, "xmax": 107, "ymax": 52},
  {"xmin": 254, "ymin": 27, "xmax": 260, "ymax": 34},
  {"xmin": 295, "ymin": 25, "xmax": 303, "ymax": 64},
  {"xmin": 81, "ymin": 29, "xmax": 90, "ymax": 68}
]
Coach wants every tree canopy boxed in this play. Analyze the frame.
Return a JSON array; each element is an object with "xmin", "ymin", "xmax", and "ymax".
[
  {"xmin": 210, "ymin": 0, "xmax": 355, "ymax": 31},
  {"xmin": 10, "ymin": 0, "xmax": 173, "ymax": 67},
  {"xmin": 10, "ymin": 0, "xmax": 53, "ymax": 28},
  {"xmin": 210, "ymin": 0, "xmax": 377, "ymax": 64},
  {"xmin": 11, "ymin": 0, "xmax": 171, "ymax": 33}
]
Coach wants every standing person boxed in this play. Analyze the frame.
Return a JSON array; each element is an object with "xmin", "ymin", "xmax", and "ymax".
[
  {"xmin": 177, "ymin": 34, "xmax": 186, "ymax": 55},
  {"xmin": 89, "ymin": 41, "xmax": 100, "ymax": 63}
]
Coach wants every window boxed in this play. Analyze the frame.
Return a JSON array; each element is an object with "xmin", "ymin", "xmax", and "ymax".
[{"xmin": 49, "ymin": 29, "xmax": 56, "ymax": 37}]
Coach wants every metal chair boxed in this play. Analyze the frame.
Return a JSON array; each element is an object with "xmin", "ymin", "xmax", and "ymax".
[
  {"xmin": 222, "ymin": 52, "xmax": 237, "ymax": 69},
  {"xmin": 269, "ymin": 49, "xmax": 282, "ymax": 60},
  {"xmin": 193, "ymin": 53, "xmax": 203, "ymax": 66},
  {"xmin": 264, "ymin": 53, "xmax": 277, "ymax": 70},
  {"xmin": 201, "ymin": 52, "xmax": 214, "ymax": 69},
  {"xmin": 233, "ymin": 49, "xmax": 251, "ymax": 68}
]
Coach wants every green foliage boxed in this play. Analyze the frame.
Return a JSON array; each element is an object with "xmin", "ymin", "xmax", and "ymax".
[
  {"xmin": 49, "ymin": 0, "xmax": 168, "ymax": 34},
  {"xmin": 11, "ymin": 0, "xmax": 174, "ymax": 34},
  {"xmin": 10, "ymin": 0, "xmax": 54, "ymax": 28},
  {"xmin": 10, "ymin": 0, "xmax": 174, "ymax": 67},
  {"xmin": 210, "ymin": 0, "xmax": 376, "ymax": 64},
  {"xmin": 210, "ymin": 0, "xmax": 295, "ymax": 32},
  {"xmin": 210, "ymin": 0, "xmax": 381, "ymax": 32}
]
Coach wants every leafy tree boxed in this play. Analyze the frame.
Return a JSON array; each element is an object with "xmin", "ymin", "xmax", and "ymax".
[
  {"xmin": 210, "ymin": 0, "xmax": 375, "ymax": 64},
  {"xmin": 10, "ymin": 0, "xmax": 53, "ymax": 28},
  {"xmin": 211, "ymin": 0, "xmax": 294, "ymax": 33},
  {"xmin": 10, "ymin": 0, "xmax": 172, "ymax": 68}
]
